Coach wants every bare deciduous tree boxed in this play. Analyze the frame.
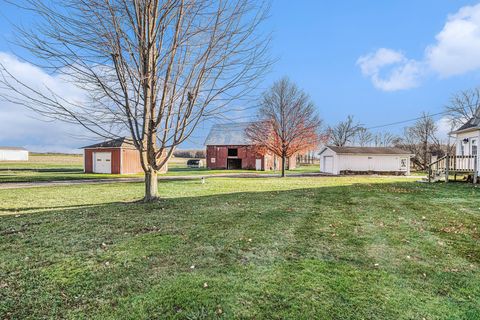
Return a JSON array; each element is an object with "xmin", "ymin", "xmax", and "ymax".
[
  {"xmin": 0, "ymin": 0, "xmax": 271, "ymax": 201},
  {"xmin": 328, "ymin": 115, "xmax": 362, "ymax": 146},
  {"xmin": 245, "ymin": 78, "xmax": 321, "ymax": 177},
  {"xmin": 355, "ymin": 128, "xmax": 373, "ymax": 147},
  {"xmin": 373, "ymin": 132, "xmax": 397, "ymax": 147},
  {"xmin": 445, "ymin": 87, "xmax": 480, "ymax": 127},
  {"xmin": 397, "ymin": 113, "xmax": 441, "ymax": 169}
]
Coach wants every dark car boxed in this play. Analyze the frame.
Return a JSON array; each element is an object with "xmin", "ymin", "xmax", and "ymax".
[{"xmin": 187, "ymin": 159, "xmax": 203, "ymax": 168}]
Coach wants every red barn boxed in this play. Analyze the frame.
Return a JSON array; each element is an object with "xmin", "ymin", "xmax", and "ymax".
[
  {"xmin": 82, "ymin": 137, "xmax": 167, "ymax": 174},
  {"xmin": 205, "ymin": 123, "xmax": 296, "ymax": 171}
]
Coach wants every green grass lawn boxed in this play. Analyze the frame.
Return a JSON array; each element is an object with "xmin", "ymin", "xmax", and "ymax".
[
  {"xmin": 0, "ymin": 154, "xmax": 320, "ymax": 183},
  {"xmin": 1, "ymin": 176, "xmax": 479, "ymax": 319}
]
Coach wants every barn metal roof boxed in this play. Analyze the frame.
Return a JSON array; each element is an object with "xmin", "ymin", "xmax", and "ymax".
[
  {"xmin": 82, "ymin": 137, "xmax": 136, "ymax": 149},
  {"xmin": 321, "ymin": 146, "xmax": 411, "ymax": 155},
  {"xmin": 204, "ymin": 122, "xmax": 252, "ymax": 146},
  {"xmin": 0, "ymin": 146, "xmax": 27, "ymax": 151}
]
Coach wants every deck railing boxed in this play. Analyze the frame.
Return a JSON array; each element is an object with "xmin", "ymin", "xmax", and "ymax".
[
  {"xmin": 451, "ymin": 155, "xmax": 477, "ymax": 171},
  {"xmin": 428, "ymin": 154, "xmax": 478, "ymax": 183},
  {"xmin": 430, "ymin": 155, "xmax": 476, "ymax": 171}
]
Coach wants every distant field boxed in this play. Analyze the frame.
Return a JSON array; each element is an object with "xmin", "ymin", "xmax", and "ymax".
[
  {"xmin": 0, "ymin": 153, "xmax": 83, "ymax": 170},
  {"xmin": 0, "ymin": 154, "xmax": 320, "ymax": 183}
]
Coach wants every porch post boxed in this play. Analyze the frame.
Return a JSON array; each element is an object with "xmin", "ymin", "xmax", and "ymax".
[
  {"xmin": 474, "ymin": 155, "xmax": 478, "ymax": 184},
  {"xmin": 445, "ymin": 154, "xmax": 449, "ymax": 184}
]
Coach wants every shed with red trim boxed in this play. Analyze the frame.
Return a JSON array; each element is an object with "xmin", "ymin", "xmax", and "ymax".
[{"xmin": 82, "ymin": 137, "xmax": 167, "ymax": 174}]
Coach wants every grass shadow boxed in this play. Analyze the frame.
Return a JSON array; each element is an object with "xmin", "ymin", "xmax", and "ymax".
[{"xmin": 1, "ymin": 181, "xmax": 479, "ymax": 319}]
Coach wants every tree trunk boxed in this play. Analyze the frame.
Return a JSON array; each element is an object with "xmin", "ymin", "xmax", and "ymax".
[
  {"xmin": 281, "ymin": 153, "xmax": 286, "ymax": 177},
  {"xmin": 144, "ymin": 170, "xmax": 158, "ymax": 202}
]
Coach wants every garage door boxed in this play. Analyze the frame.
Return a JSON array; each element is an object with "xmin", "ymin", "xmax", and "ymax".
[
  {"xmin": 323, "ymin": 156, "xmax": 334, "ymax": 174},
  {"xmin": 93, "ymin": 152, "xmax": 112, "ymax": 174}
]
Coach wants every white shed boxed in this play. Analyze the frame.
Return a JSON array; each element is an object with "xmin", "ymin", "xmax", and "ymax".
[
  {"xmin": 0, "ymin": 147, "xmax": 29, "ymax": 161},
  {"xmin": 319, "ymin": 146, "xmax": 411, "ymax": 175}
]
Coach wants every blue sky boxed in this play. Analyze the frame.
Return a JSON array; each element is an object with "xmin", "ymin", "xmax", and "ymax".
[{"xmin": 1, "ymin": 1, "xmax": 480, "ymax": 151}]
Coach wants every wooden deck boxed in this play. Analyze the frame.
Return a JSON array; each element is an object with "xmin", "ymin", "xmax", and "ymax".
[{"xmin": 428, "ymin": 155, "xmax": 478, "ymax": 183}]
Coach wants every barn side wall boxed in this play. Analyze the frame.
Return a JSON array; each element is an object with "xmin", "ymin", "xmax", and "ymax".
[
  {"xmin": 288, "ymin": 155, "xmax": 297, "ymax": 170},
  {"xmin": 206, "ymin": 145, "xmax": 263, "ymax": 170},
  {"xmin": 206, "ymin": 145, "xmax": 296, "ymax": 171}
]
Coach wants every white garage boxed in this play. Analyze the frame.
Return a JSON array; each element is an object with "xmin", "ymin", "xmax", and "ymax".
[
  {"xmin": 0, "ymin": 147, "xmax": 29, "ymax": 161},
  {"xmin": 319, "ymin": 146, "xmax": 412, "ymax": 175}
]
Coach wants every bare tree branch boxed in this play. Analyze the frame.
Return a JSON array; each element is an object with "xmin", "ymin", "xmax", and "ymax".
[
  {"xmin": 444, "ymin": 87, "xmax": 480, "ymax": 127},
  {"xmin": 328, "ymin": 115, "xmax": 362, "ymax": 146}
]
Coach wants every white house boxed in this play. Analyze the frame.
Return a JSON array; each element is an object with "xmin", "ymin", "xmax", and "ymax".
[
  {"xmin": 319, "ymin": 146, "xmax": 411, "ymax": 175},
  {"xmin": 0, "ymin": 147, "xmax": 29, "ymax": 161},
  {"xmin": 451, "ymin": 112, "xmax": 480, "ymax": 157}
]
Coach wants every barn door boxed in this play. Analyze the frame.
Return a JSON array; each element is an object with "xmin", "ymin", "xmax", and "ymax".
[
  {"xmin": 93, "ymin": 152, "xmax": 112, "ymax": 174},
  {"xmin": 255, "ymin": 159, "xmax": 262, "ymax": 171}
]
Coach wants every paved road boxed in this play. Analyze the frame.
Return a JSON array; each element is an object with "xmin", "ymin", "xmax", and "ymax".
[{"xmin": 0, "ymin": 172, "xmax": 334, "ymax": 189}]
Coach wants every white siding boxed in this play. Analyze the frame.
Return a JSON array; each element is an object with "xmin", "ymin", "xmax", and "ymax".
[
  {"xmin": 319, "ymin": 147, "xmax": 411, "ymax": 175},
  {"xmin": 338, "ymin": 154, "xmax": 410, "ymax": 174},
  {"xmin": 453, "ymin": 130, "xmax": 480, "ymax": 174},
  {"xmin": 455, "ymin": 130, "xmax": 480, "ymax": 156},
  {"xmin": 0, "ymin": 150, "xmax": 29, "ymax": 161}
]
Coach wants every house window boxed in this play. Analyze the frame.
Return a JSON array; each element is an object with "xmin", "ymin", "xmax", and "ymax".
[
  {"xmin": 472, "ymin": 139, "xmax": 478, "ymax": 156},
  {"xmin": 460, "ymin": 143, "xmax": 465, "ymax": 156},
  {"xmin": 228, "ymin": 148, "xmax": 238, "ymax": 157}
]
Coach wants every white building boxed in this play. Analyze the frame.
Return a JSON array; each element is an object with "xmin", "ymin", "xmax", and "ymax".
[
  {"xmin": 0, "ymin": 147, "xmax": 29, "ymax": 161},
  {"xmin": 319, "ymin": 146, "xmax": 411, "ymax": 175},
  {"xmin": 451, "ymin": 114, "xmax": 480, "ymax": 157}
]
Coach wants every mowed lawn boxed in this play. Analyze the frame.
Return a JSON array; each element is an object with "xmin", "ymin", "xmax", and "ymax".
[{"xmin": 1, "ymin": 176, "xmax": 479, "ymax": 319}]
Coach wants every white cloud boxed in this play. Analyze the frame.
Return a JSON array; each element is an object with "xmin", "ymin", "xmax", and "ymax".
[
  {"xmin": 357, "ymin": 48, "xmax": 405, "ymax": 75},
  {"xmin": 426, "ymin": 3, "xmax": 480, "ymax": 77},
  {"xmin": 359, "ymin": 3, "xmax": 480, "ymax": 91},
  {"xmin": 357, "ymin": 49, "xmax": 423, "ymax": 91},
  {"xmin": 0, "ymin": 52, "xmax": 92, "ymax": 153}
]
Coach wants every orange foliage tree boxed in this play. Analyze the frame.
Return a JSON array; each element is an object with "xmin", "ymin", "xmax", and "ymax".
[{"xmin": 246, "ymin": 77, "xmax": 321, "ymax": 177}]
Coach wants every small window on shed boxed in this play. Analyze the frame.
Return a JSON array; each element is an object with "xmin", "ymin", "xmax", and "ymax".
[{"xmin": 228, "ymin": 148, "xmax": 238, "ymax": 157}]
